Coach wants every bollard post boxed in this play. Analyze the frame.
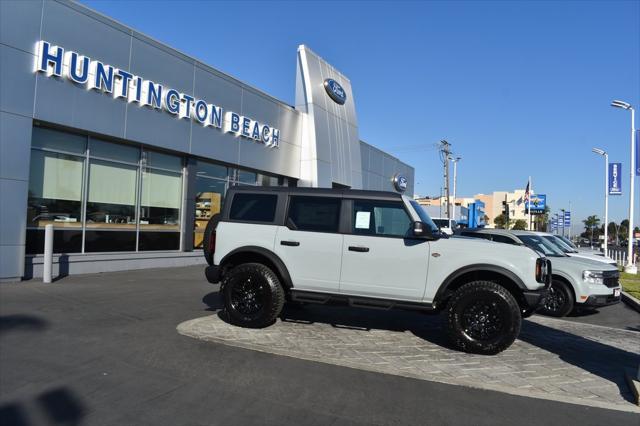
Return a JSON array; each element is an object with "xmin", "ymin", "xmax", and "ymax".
[{"xmin": 43, "ymin": 224, "xmax": 53, "ymax": 283}]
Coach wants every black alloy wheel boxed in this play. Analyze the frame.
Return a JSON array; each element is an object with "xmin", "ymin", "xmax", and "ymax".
[
  {"xmin": 539, "ymin": 279, "xmax": 573, "ymax": 317},
  {"xmin": 222, "ymin": 263, "xmax": 285, "ymax": 328},
  {"xmin": 461, "ymin": 300, "xmax": 504, "ymax": 341},
  {"xmin": 229, "ymin": 273, "xmax": 267, "ymax": 318},
  {"xmin": 447, "ymin": 280, "xmax": 521, "ymax": 355}
]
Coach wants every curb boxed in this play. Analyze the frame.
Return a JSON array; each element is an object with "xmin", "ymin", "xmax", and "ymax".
[
  {"xmin": 625, "ymin": 369, "xmax": 640, "ymax": 406},
  {"xmin": 621, "ymin": 291, "xmax": 640, "ymax": 313}
]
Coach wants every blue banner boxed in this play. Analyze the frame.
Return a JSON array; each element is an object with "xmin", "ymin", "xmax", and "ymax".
[
  {"xmin": 564, "ymin": 211, "xmax": 571, "ymax": 227},
  {"xmin": 609, "ymin": 163, "xmax": 622, "ymax": 195}
]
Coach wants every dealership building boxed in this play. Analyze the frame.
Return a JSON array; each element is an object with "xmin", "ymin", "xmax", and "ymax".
[{"xmin": 0, "ymin": 0, "xmax": 414, "ymax": 282}]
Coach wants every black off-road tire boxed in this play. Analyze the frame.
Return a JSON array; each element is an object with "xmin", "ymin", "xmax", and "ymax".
[
  {"xmin": 538, "ymin": 279, "xmax": 574, "ymax": 317},
  {"xmin": 203, "ymin": 214, "xmax": 220, "ymax": 265},
  {"xmin": 447, "ymin": 281, "xmax": 521, "ymax": 355},
  {"xmin": 222, "ymin": 263, "xmax": 285, "ymax": 328}
]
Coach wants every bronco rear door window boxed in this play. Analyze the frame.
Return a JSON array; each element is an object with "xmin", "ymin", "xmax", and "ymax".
[{"xmin": 229, "ymin": 193, "xmax": 277, "ymax": 223}]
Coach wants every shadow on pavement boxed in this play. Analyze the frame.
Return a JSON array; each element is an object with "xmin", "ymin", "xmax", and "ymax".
[
  {"xmin": 567, "ymin": 308, "xmax": 599, "ymax": 318},
  {"xmin": 519, "ymin": 321, "xmax": 639, "ymax": 403},
  {"xmin": 0, "ymin": 387, "xmax": 85, "ymax": 426},
  {"xmin": 0, "ymin": 315, "xmax": 48, "ymax": 334},
  {"xmin": 282, "ymin": 302, "xmax": 453, "ymax": 348},
  {"xmin": 202, "ymin": 292, "xmax": 224, "ymax": 312}
]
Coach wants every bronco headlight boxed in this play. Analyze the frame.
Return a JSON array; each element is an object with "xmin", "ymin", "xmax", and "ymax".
[{"xmin": 582, "ymin": 270, "xmax": 604, "ymax": 285}]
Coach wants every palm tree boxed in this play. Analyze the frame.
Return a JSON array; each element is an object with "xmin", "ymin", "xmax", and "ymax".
[{"xmin": 583, "ymin": 215, "xmax": 600, "ymax": 245}]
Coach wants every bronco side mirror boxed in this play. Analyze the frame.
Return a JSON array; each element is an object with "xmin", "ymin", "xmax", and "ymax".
[{"xmin": 412, "ymin": 221, "xmax": 435, "ymax": 239}]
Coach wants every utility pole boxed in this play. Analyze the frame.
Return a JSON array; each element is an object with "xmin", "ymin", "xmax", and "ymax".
[{"xmin": 439, "ymin": 140, "xmax": 452, "ymax": 220}]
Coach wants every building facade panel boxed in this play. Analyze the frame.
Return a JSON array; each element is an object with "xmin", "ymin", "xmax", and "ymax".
[
  {"xmin": 1, "ymin": 45, "xmax": 37, "ymax": 118},
  {"xmin": 0, "ymin": 0, "xmax": 43, "ymax": 54},
  {"xmin": 41, "ymin": 0, "xmax": 131, "ymax": 71},
  {"xmin": 193, "ymin": 65, "xmax": 243, "ymax": 119},
  {"xmin": 0, "ymin": 112, "xmax": 33, "ymax": 182}
]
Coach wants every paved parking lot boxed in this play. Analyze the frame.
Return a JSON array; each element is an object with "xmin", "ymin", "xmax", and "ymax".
[
  {"xmin": 179, "ymin": 296, "xmax": 640, "ymax": 410},
  {"xmin": 1, "ymin": 266, "xmax": 639, "ymax": 426}
]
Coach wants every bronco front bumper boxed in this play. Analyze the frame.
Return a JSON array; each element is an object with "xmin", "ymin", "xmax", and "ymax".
[{"xmin": 522, "ymin": 289, "xmax": 549, "ymax": 310}]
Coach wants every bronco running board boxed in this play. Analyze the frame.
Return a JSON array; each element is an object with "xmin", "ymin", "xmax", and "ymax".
[{"xmin": 290, "ymin": 290, "xmax": 434, "ymax": 312}]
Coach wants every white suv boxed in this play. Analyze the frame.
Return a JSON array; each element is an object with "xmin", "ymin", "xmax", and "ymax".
[
  {"xmin": 205, "ymin": 187, "xmax": 551, "ymax": 355},
  {"xmin": 458, "ymin": 229, "xmax": 621, "ymax": 317}
]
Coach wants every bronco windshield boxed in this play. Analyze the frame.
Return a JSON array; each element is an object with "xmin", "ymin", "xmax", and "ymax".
[
  {"xmin": 518, "ymin": 235, "xmax": 567, "ymax": 257},
  {"xmin": 409, "ymin": 200, "xmax": 440, "ymax": 233},
  {"xmin": 557, "ymin": 235, "xmax": 579, "ymax": 250},
  {"xmin": 544, "ymin": 235, "xmax": 578, "ymax": 253}
]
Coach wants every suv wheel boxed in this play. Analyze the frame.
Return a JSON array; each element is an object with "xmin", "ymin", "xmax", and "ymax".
[
  {"xmin": 447, "ymin": 281, "xmax": 521, "ymax": 355},
  {"xmin": 222, "ymin": 263, "xmax": 285, "ymax": 328},
  {"xmin": 539, "ymin": 279, "xmax": 573, "ymax": 317},
  {"xmin": 203, "ymin": 214, "xmax": 220, "ymax": 265}
]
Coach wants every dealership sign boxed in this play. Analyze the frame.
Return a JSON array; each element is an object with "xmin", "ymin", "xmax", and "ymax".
[
  {"xmin": 392, "ymin": 173, "xmax": 408, "ymax": 193},
  {"xmin": 526, "ymin": 194, "xmax": 546, "ymax": 214},
  {"xmin": 323, "ymin": 78, "xmax": 347, "ymax": 105},
  {"xmin": 34, "ymin": 41, "xmax": 280, "ymax": 148},
  {"xmin": 608, "ymin": 163, "xmax": 622, "ymax": 195}
]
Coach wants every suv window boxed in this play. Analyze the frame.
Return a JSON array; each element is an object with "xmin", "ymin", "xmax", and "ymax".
[
  {"xmin": 492, "ymin": 234, "xmax": 518, "ymax": 245},
  {"xmin": 287, "ymin": 196, "xmax": 341, "ymax": 232},
  {"xmin": 229, "ymin": 193, "xmax": 277, "ymax": 222},
  {"xmin": 352, "ymin": 200, "xmax": 411, "ymax": 237}
]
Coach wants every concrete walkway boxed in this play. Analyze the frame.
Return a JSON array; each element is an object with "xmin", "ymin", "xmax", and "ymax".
[{"xmin": 179, "ymin": 302, "xmax": 640, "ymax": 411}]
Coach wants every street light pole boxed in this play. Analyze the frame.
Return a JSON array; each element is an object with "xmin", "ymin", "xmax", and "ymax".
[
  {"xmin": 452, "ymin": 156, "xmax": 461, "ymax": 219},
  {"xmin": 592, "ymin": 148, "xmax": 608, "ymax": 256},
  {"xmin": 611, "ymin": 100, "xmax": 637, "ymax": 274}
]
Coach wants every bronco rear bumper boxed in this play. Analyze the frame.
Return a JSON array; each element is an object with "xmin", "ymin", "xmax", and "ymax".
[{"xmin": 204, "ymin": 265, "xmax": 220, "ymax": 283}]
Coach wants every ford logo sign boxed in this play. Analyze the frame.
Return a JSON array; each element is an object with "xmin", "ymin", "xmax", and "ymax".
[
  {"xmin": 392, "ymin": 174, "xmax": 408, "ymax": 193},
  {"xmin": 323, "ymin": 78, "xmax": 347, "ymax": 105}
]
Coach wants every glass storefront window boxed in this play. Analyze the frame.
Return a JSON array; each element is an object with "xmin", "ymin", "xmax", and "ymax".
[
  {"xmin": 193, "ymin": 161, "xmax": 227, "ymax": 249},
  {"xmin": 27, "ymin": 150, "xmax": 84, "ymax": 229},
  {"xmin": 85, "ymin": 159, "xmax": 138, "ymax": 228},
  {"xmin": 140, "ymin": 168, "xmax": 182, "ymax": 230},
  {"xmin": 26, "ymin": 128, "xmax": 86, "ymax": 255},
  {"xmin": 25, "ymin": 126, "xmax": 286, "ymax": 255},
  {"xmin": 235, "ymin": 169, "xmax": 257, "ymax": 185},
  {"xmin": 257, "ymin": 173, "xmax": 280, "ymax": 187},
  {"xmin": 32, "ymin": 127, "xmax": 86, "ymax": 155},
  {"xmin": 139, "ymin": 150, "xmax": 182, "ymax": 251}
]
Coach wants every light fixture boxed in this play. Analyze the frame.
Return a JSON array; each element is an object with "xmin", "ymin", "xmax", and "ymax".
[{"xmin": 611, "ymin": 100, "xmax": 631, "ymax": 110}]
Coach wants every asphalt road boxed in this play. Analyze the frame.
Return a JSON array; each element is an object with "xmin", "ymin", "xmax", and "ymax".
[
  {"xmin": 1, "ymin": 266, "xmax": 638, "ymax": 426},
  {"xmin": 564, "ymin": 300, "xmax": 640, "ymax": 332}
]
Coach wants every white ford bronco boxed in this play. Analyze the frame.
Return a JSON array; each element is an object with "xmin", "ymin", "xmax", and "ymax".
[{"xmin": 204, "ymin": 187, "xmax": 551, "ymax": 355}]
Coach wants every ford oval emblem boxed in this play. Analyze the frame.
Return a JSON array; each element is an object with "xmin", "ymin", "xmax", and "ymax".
[
  {"xmin": 392, "ymin": 174, "xmax": 408, "ymax": 193},
  {"xmin": 323, "ymin": 78, "xmax": 347, "ymax": 105}
]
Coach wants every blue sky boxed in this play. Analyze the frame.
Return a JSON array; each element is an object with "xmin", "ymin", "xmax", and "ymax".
[{"xmin": 82, "ymin": 0, "xmax": 639, "ymax": 232}]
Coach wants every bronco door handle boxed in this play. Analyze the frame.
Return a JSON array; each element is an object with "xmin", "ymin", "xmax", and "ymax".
[
  {"xmin": 348, "ymin": 246, "xmax": 369, "ymax": 252},
  {"xmin": 280, "ymin": 240, "xmax": 300, "ymax": 247}
]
